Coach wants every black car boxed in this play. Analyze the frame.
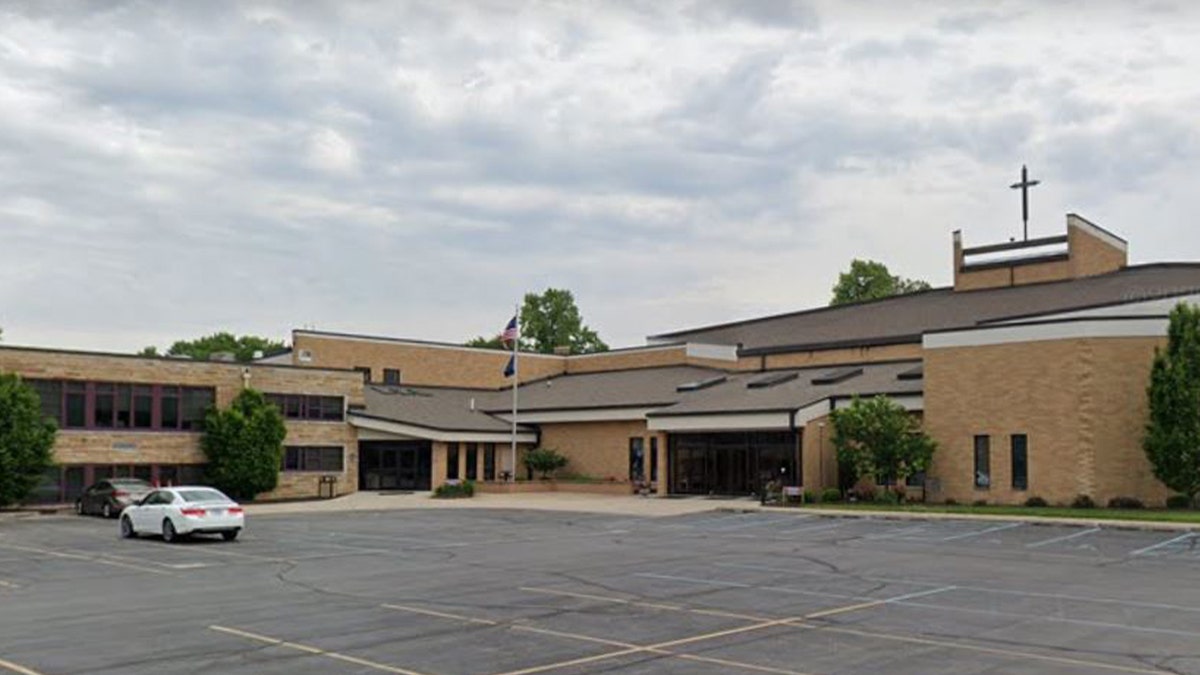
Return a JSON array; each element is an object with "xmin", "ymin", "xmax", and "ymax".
[{"xmin": 76, "ymin": 479, "xmax": 153, "ymax": 518}]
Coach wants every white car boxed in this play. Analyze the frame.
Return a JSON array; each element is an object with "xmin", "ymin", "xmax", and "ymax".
[{"xmin": 119, "ymin": 486, "xmax": 244, "ymax": 542}]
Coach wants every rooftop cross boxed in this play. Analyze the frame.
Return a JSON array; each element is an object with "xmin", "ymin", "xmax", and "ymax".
[{"xmin": 1009, "ymin": 164, "xmax": 1041, "ymax": 241}]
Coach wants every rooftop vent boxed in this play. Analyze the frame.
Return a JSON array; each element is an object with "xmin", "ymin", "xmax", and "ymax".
[
  {"xmin": 676, "ymin": 375, "xmax": 727, "ymax": 392},
  {"xmin": 747, "ymin": 372, "xmax": 799, "ymax": 389},
  {"xmin": 897, "ymin": 365, "xmax": 924, "ymax": 381},
  {"xmin": 812, "ymin": 367, "xmax": 863, "ymax": 385}
]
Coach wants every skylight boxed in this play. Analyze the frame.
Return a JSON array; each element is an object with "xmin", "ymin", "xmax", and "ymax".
[
  {"xmin": 897, "ymin": 365, "xmax": 924, "ymax": 381},
  {"xmin": 747, "ymin": 372, "xmax": 799, "ymax": 389},
  {"xmin": 676, "ymin": 375, "xmax": 727, "ymax": 392},
  {"xmin": 811, "ymin": 367, "xmax": 863, "ymax": 385}
]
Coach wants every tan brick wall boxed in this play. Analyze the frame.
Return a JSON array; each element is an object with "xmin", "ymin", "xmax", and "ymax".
[
  {"xmin": 565, "ymin": 346, "xmax": 688, "ymax": 374},
  {"xmin": 763, "ymin": 343, "xmax": 922, "ymax": 370},
  {"xmin": 954, "ymin": 265, "xmax": 1015, "ymax": 291},
  {"xmin": 293, "ymin": 333, "xmax": 565, "ymax": 388},
  {"xmin": 538, "ymin": 420, "xmax": 648, "ymax": 482},
  {"xmin": 923, "ymin": 337, "xmax": 1167, "ymax": 505},
  {"xmin": 1013, "ymin": 259, "xmax": 1071, "ymax": 285},
  {"xmin": 0, "ymin": 347, "xmax": 362, "ymax": 501},
  {"xmin": 1069, "ymin": 220, "xmax": 1127, "ymax": 278},
  {"xmin": 800, "ymin": 416, "xmax": 836, "ymax": 491}
]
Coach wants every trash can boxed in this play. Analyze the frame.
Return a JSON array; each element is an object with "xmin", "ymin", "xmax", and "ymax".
[{"xmin": 319, "ymin": 475, "xmax": 338, "ymax": 499}]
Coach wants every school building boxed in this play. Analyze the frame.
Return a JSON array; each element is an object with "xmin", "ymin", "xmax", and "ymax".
[{"xmin": 6, "ymin": 212, "xmax": 1199, "ymax": 506}]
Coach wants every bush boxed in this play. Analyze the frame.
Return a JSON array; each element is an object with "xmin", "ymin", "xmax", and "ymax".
[
  {"xmin": 1024, "ymin": 496, "xmax": 1048, "ymax": 507},
  {"xmin": 201, "ymin": 388, "xmax": 287, "ymax": 501},
  {"xmin": 1106, "ymin": 496, "xmax": 1144, "ymax": 509},
  {"xmin": 944, "ymin": 498, "xmax": 958, "ymax": 506},
  {"xmin": 803, "ymin": 489, "xmax": 820, "ymax": 504},
  {"xmin": 434, "ymin": 480, "xmax": 475, "ymax": 499},
  {"xmin": 972, "ymin": 499, "xmax": 988, "ymax": 507},
  {"xmin": 874, "ymin": 489, "xmax": 901, "ymax": 505},
  {"xmin": 820, "ymin": 488, "xmax": 843, "ymax": 503},
  {"xmin": 1166, "ymin": 494, "xmax": 1194, "ymax": 509},
  {"xmin": 524, "ymin": 447, "xmax": 569, "ymax": 479},
  {"xmin": 1070, "ymin": 494, "xmax": 1096, "ymax": 509},
  {"xmin": 0, "ymin": 373, "xmax": 58, "ymax": 507}
]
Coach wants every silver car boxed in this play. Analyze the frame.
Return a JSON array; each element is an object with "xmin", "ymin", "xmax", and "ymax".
[{"xmin": 119, "ymin": 487, "xmax": 245, "ymax": 542}]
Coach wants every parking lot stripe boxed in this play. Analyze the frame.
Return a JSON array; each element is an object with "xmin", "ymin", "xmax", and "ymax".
[
  {"xmin": 1025, "ymin": 526, "xmax": 1101, "ymax": 548},
  {"xmin": 0, "ymin": 580, "xmax": 18, "ymax": 589},
  {"xmin": 1130, "ymin": 532, "xmax": 1195, "ymax": 556},
  {"xmin": 380, "ymin": 603, "xmax": 499, "ymax": 626},
  {"xmin": 519, "ymin": 586, "xmax": 765, "ymax": 621},
  {"xmin": 776, "ymin": 521, "xmax": 844, "ymax": 535},
  {"xmin": 208, "ymin": 625, "xmax": 428, "ymax": 675},
  {"xmin": 0, "ymin": 543, "xmax": 171, "ymax": 576},
  {"xmin": 940, "ymin": 522, "xmax": 1022, "ymax": 541},
  {"xmin": 0, "ymin": 657, "xmax": 44, "ymax": 675}
]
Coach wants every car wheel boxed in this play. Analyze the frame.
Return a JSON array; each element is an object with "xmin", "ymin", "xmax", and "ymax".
[
  {"xmin": 120, "ymin": 516, "xmax": 135, "ymax": 539},
  {"xmin": 102, "ymin": 502, "xmax": 112, "ymax": 519},
  {"xmin": 162, "ymin": 519, "xmax": 179, "ymax": 543},
  {"xmin": 221, "ymin": 530, "xmax": 239, "ymax": 542}
]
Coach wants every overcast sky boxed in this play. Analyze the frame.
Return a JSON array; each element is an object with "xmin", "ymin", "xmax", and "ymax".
[{"xmin": 2, "ymin": 1, "xmax": 1199, "ymax": 352}]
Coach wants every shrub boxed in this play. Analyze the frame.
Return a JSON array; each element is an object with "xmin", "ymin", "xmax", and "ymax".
[
  {"xmin": 524, "ymin": 447, "xmax": 569, "ymax": 479},
  {"xmin": 1166, "ymin": 494, "xmax": 1193, "ymax": 509},
  {"xmin": 1070, "ymin": 494, "xmax": 1096, "ymax": 509},
  {"xmin": 803, "ymin": 489, "xmax": 821, "ymax": 504},
  {"xmin": 0, "ymin": 373, "xmax": 58, "ymax": 508},
  {"xmin": 201, "ymin": 388, "xmax": 287, "ymax": 501},
  {"xmin": 820, "ymin": 488, "xmax": 843, "ymax": 503},
  {"xmin": 434, "ymin": 480, "xmax": 475, "ymax": 499},
  {"xmin": 874, "ymin": 489, "xmax": 901, "ymax": 505},
  {"xmin": 1106, "ymin": 496, "xmax": 1144, "ymax": 509},
  {"xmin": 1024, "ymin": 496, "xmax": 1049, "ymax": 507},
  {"xmin": 944, "ymin": 498, "xmax": 958, "ymax": 506},
  {"xmin": 972, "ymin": 499, "xmax": 988, "ymax": 507},
  {"xmin": 852, "ymin": 487, "xmax": 875, "ymax": 502}
]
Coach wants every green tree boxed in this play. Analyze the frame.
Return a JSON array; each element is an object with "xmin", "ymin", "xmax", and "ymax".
[
  {"xmin": 144, "ymin": 332, "xmax": 286, "ymax": 362},
  {"xmin": 0, "ymin": 373, "xmax": 58, "ymax": 507},
  {"xmin": 830, "ymin": 259, "xmax": 931, "ymax": 306},
  {"xmin": 524, "ymin": 447, "xmax": 569, "ymax": 479},
  {"xmin": 830, "ymin": 395, "xmax": 936, "ymax": 488},
  {"xmin": 466, "ymin": 288, "xmax": 608, "ymax": 354},
  {"xmin": 1144, "ymin": 303, "xmax": 1200, "ymax": 505},
  {"xmin": 201, "ymin": 388, "xmax": 287, "ymax": 501}
]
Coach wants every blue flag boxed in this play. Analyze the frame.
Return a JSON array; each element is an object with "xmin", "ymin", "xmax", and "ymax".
[{"xmin": 503, "ymin": 355, "xmax": 515, "ymax": 377}]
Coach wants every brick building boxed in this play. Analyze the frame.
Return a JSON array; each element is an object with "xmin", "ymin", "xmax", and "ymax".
[{"xmin": 5, "ymin": 212, "xmax": 1199, "ymax": 506}]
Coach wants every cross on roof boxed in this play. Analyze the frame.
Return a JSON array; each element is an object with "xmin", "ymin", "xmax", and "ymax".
[{"xmin": 1009, "ymin": 165, "xmax": 1041, "ymax": 241}]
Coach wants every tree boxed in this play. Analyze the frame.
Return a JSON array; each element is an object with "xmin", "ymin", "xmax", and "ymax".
[
  {"xmin": 1144, "ymin": 303, "xmax": 1200, "ymax": 505},
  {"xmin": 467, "ymin": 288, "xmax": 609, "ymax": 354},
  {"xmin": 144, "ymin": 332, "xmax": 287, "ymax": 362},
  {"xmin": 201, "ymin": 388, "xmax": 287, "ymax": 501},
  {"xmin": 830, "ymin": 395, "xmax": 936, "ymax": 489},
  {"xmin": 830, "ymin": 259, "xmax": 931, "ymax": 306},
  {"xmin": 524, "ymin": 447, "xmax": 569, "ymax": 479},
  {"xmin": 0, "ymin": 373, "xmax": 57, "ymax": 507}
]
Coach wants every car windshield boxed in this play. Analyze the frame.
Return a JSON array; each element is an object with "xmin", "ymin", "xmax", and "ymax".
[{"xmin": 176, "ymin": 489, "xmax": 232, "ymax": 504}]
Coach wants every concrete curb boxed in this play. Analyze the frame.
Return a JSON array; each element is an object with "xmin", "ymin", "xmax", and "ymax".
[{"xmin": 729, "ymin": 504, "xmax": 1200, "ymax": 532}]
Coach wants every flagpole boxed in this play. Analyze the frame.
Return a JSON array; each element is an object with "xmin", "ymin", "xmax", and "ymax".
[{"xmin": 510, "ymin": 303, "xmax": 520, "ymax": 482}]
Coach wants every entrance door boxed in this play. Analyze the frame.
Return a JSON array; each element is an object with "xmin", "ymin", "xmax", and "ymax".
[
  {"xmin": 668, "ymin": 432, "xmax": 799, "ymax": 495},
  {"xmin": 359, "ymin": 441, "xmax": 432, "ymax": 491}
]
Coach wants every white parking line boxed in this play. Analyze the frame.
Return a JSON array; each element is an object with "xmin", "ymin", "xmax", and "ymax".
[
  {"xmin": 776, "ymin": 521, "xmax": 845, "ymax": 535},
  {"xmin": 1130, "ymin": 532, "xmax": 1196, "ymax": 557},
  {"xmin": 941, "ymin": 522, "xmax": 1022, "ymax": 541},
  {"xmin": 862, "ymin": 525, "xmax": 927, "ymax": 540},
  {"xmin": 1025, "ymin": 527, "xmax": 1101, "ymax": 549}
]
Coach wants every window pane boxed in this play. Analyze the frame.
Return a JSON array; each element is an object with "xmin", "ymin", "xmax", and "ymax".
[
  {"xmin": 650, "ymin": 437, "xmax": 659, "ymax": 482},
  {"xmin": 629, "ymin": 438, "xmax": 645, "ymax": 481},
  {"xmin": 446, "ymin": 443, "xmax": 459, "ymax": 479},
  {"xmin": 161, "ymin": 393, "xmax": 180, "ymax": 429},
  {"xmin": 305, "ymin": 396, "xmax": 323, "ymax": 420},
  {"xmin": 94, "ymin": 384, "xmax": 115, "ymax": 428},
  {"xmin": 974, "ymin": 435, "xmax": 991, "ymax": 488},
  {"xmin": 64, "ymin": 387, "xmax": 85, "ymax": 427},
  {"xmin": 115, "ymin": 385, "xmax": 132, "ymax": 428},
  {"xmin": 484, "ymin": 444, "xmax": 496, "ymax": 481},
  {"xmin": 322, "ymin": 396, "xmax": 343, "ymax": 421},
  {"xmin": 1011, "ymin": 434, "xmax": 1028, "ymax": 490},
  {"xmin": 133, "ymin": 386, "xmax": 154, "ymax": 428},
  {"xmin": 465, "ymin": 444, "xmax": 478, "ymax": 480},
  {"xmin": 286, "ymin": 395, "xmax": 303, "ymax": 419},
  {"xmin": 383, "ymin": 369, "xmax": 400, "ymax": 385},
  {"xmin": 26, "ymin": 379, "xmax": 63, "ymax": 424},
  {"xmin": 321, "ymin": 448, "xmax": 343, "ymax": 471},
  {"xmin": 181, "ymin": 388, "xmax": 214, "ymax": 430}
]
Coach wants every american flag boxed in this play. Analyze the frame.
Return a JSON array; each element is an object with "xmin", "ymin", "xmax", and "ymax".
[{"xmin": 501, "ymin": 315, "xmax": 518, "ymax": 345}]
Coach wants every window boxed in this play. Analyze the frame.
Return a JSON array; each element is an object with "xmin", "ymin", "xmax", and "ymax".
[
  {"xmin": 974, "ymin": 435, "xmax": 991, "ymax": 488},
  {"xmin": 446, "ymin": 443, "xmax": 459, "ymax": 479},
  {"xmin": 266, "ymin": 394, "xmax": 344, "ymax": 421},
  {"xmin": 65, "ymin": 382, "xmax": 86, "ymax": 428},
  {"xmin": 629, "ymin": 438, "xmax": 645, "ymax": 481},
  {"xmin": 1011, "ymin": 434, "xmax": 1028, "ymax": 490},
  {"xmin": 649, "ymin": 437, "xmax": 658, "ymax": 482},
  {"xmin": 94, "ymin": 384, "xmax": 115, "ymax": 428},
  {"xmin": 354, "ymin": 366, "xmax": 372, "ymax": 383},
  {"xmin": 133, "ymin": 386, "xmax": 154, "ymax": 428},
  {"xmin": 161, "ymin": 387, "xmax": 180, "ymax": 429},
  {"xmin": 180, "ymin": 387, "xmax": 214, "ymax": 430},
  {"xmin": 484, "ymin": 443, "xmax": 496, "ymax": 481},
  {"xmin": 26, "ymin": 379, "xmax": 63, "ymax": 423},
  {"xmin": 465, "ymin": 444, "xmax": 478, "ymax": 480},
  {"xmin": 282, "ymin": 446, "xmax": 344, "ymax": 472},
  {"xmin": 383, "ymin": 368, "xmax": 401, "ymax": 385},
  {"xmin": 115, "ymin": 384, "xmax": 132, "ymax": 428}
]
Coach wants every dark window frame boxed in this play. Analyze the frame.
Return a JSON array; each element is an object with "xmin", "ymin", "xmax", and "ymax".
[
  {"xmin": 649, "ymin": 437, "xmax": 658, "ymax": 482},
  {"xmin": 974, "ymin": 435, "xmax": 991, "ymax": 489},
  {"xmin": 465, "ymin": 444, "xmax": 478, "ymax": 481},
  {"xmin": 446, "ymin": 443, "xmax": 460, "ymax": 480},
  {"xmin": 1011, "ymin": 434, "xmax": 1028, "ymax": 490},
  {"xmin": 265, "ymin": 394, "xmax": 345, "ymax": 422},
  {"xmin": 484, "ymin": 443, "xmax": 496, "ymax": 481},
  {"xmin": 29, "ymin": 379, "xmax": 212, "ymax": 433},
  {"xmin": 629, "ymin": 437, "xmax": 646, "ymax": 482},
  {"xmin": 281, "ymin": 446, "xmax": 344, "ymax": 472},
  {"xmin": 383, "ymin": 368, "xmax": 401, "ymax": 385}
]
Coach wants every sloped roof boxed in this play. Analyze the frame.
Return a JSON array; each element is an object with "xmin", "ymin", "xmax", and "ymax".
[
  {"xmin": 648, "ymin": 360, "xmax": 923, "ymax": 417},
  {"xmin": 651, "ymin": 264, "xmax": 1200, "ymax": 353},
  {"xmin": 481, "ymin": 365, "xmax": 727, "ymax": 412},
  {"xmin": 356, "ymin": 385, "xmax": 527, "ymax": 432}
]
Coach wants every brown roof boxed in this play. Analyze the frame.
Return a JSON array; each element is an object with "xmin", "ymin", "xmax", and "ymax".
[
  {"xmin": 357, "ymin": 385, "xmax": 528, "ymax": 432},
  {"xmin": 651, "ymin": 264, "xmax": 1200, "ymax": 353},
  {"xmin": 648, "ymin": 360, "xmax": 923, "ymax": 417},
  {"xmin": 481, "ymin": 366, "xmax": 727, "ymax": 412}
]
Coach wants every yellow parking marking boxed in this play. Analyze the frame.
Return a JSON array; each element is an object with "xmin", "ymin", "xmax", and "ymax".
[
  {"xmin": 0, "ymin": 543, "xmax": 171, "ymax": 576},
  {"xmin": 520, "ymin": 585, "xmax": 765, "ymax": 621},
  {"xmin": 0, "ymin": 657, "xmax": 44, "ymax": 675},
  {"xmin": 208, "ymin": 625, "xmax": 429, "ymax": 675},
  {"xmin": 381, "ymin": 603, "xmax": 499, "ymax": 626}
]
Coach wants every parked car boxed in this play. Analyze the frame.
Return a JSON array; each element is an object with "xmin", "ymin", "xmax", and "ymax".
[
  {"xmin": 76, "ymin": 478, "xmax": 153, "ymax": 518},
  {"xmin": 119, "ymin": 487, "xmax": 244, "ymax": 543}
]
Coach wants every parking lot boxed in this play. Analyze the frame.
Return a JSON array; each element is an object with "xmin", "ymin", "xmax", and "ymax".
[{"xmin": 3, "ymin": 507, "xmax": 1200, "ymax": 675}]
